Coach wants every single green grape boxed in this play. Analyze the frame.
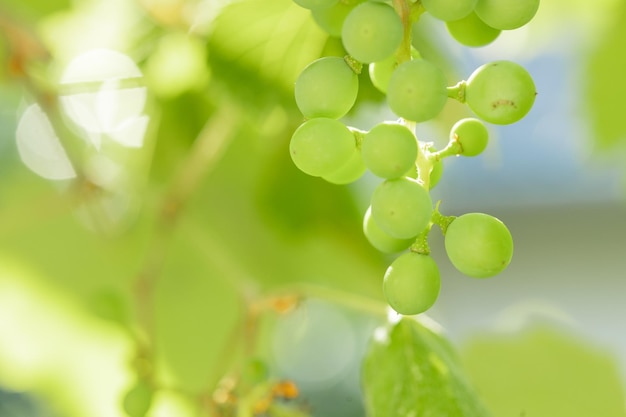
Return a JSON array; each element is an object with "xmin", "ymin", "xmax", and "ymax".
[
  {"xmin": 369, "ymin": 54, "xmax": 397, "ymax": 94},
  {"xmin": 369, "ymin": 47, "xmax": 421, "ymax": 94},
  {"xmin": 122, "ymin": 380, "xmax": 154, "ymax": 417},
  {"xmin": 450, "ymin": 118, "xmax": 488, "ymax": 156},
  {"xmin": 341, "ymin": 2, "xmax": 403, "ymax": 63},
  {"xmin": 387, "ymin": 59, "xmax": 448, "ymax": 122},
  {"xmin": 293, "ymin": 0, "xmax": 338, "ymax": 11},
  {"xmin": 363, "ymin": 206, "xmax": 414, "ymax": 253},
  {"xmin": 444, "ymin": 212, "xmax": 513, "ymax": 278},
  {"xmin": 465, "ymin": 60, "xmax": 536, "ymax": 125},
  {"xmin": 322, "ymin": 147, "xmax": 366, "ymax": 184},
  {"xmin": 422, "ymin": 0, "xmax": 477, "ymax": 22},
  {"xmin": 371, "ymin": 177, "xmax": 433, "ymax": 239},
  {"xmin": 383, "ymin": 252, "xmax": 441, "ymax": 315},
  {"xmin": 295, "ymin": 57, "xmax": 358, "ymax": 119},
  {"xmin": 312, "ymin": 0, "xmax": 363, "ymax": 37},
  {"xmin": 446, "ymin": 11, "xmax": 501, "ymax": 47},
  {"xmin": 362, "ymin": 123, "xmax": 418, "ymax": 179},
  {"xmin": 289, "ymin": 118, "xmax": 356, "ymax": 177},
  {"xmin": 474, "ymin": 0, "xmax": 540, "ymax": 30}
]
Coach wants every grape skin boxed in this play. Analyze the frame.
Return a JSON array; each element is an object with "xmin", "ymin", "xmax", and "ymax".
[
  {"xmin": 465, "ymin": 60, "xmax": 536, "ymax": 125},
  {"xmin": 289, "ymin": 118, "xmax": 356, "ymax": 177},
  {"xmin": 444, "ymin": 213, "xmax": 513, "ymax": 278},
  {"xmin": 293, "ymin": 0, "xmax": 338, "ymax": 11},
  {"xmin": 322, "ymin": 148, "xmax": 366, "ymax": 184},
  {"xmin": 371, "ymin": 177, "xmax": 433, "ymax": 239},
  {"xmin": 295, "ymin": 56, "xmax": 358, "ymax": 119},
  {"xmin": 122, "ymin": 380, "xmax": 154, "ymax": 417},
  {"xmin": 383, "ymin": 252, "xmax": 440, "ymax": 315},
  {"xmin": 474, "ymin": 0, "xmax": 540, "ymax": 30},
  {"xmin": 387, "ymin": 59, "xmax": 448, "ymax": 123},
  {"xmin": 446, "ymin": 11, "xmax": 501, "ymax": 47},
  {"xmin": 362, "ymin": 123, "xmax": 418, "ymax": 179},
  {"xmin": 341, "ymin": 2, "xmax": 403, "ymax": 64},
  {"xmin": 363, "ymin": 206, "xmax": 414, "ymax": 253},
  {"xmin": 422, "ymin": 0, "xmax": 477, "ymax": 22},
  {"xmin": 312, "ymin": 1, "xmax": 363, "ymax": 37},
  {"xmin": 451, "ymin": 118, "xmax": 488, "ymax": 157}
]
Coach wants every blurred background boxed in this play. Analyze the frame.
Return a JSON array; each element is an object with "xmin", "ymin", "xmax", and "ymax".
[{"xmin": 1, "ymin": 0, "xmax": 626, "ymax": 416}]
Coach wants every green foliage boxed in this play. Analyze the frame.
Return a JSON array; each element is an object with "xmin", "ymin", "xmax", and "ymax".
[
  {"xmin": 584, "ymin": 1, "xmax": 626, "ymax": 149},
  {"xmin": 462, "ymin": 325, "xmax": 626, "ymax": 417},
  {"xmin": 362, "ymin": 317, "xmax": 492, "ymax": 417}
]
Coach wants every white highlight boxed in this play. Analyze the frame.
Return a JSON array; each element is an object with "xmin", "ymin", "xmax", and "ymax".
[{"xmin": 16, "ymin": 104, "xmax": 76, "ymax": 180}]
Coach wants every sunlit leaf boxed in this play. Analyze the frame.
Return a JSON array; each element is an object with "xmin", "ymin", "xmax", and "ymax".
[
  {"xmin": 362, "ymin": 317, "xmax": 492, "ymax": 417},
  {"xmin": 461, "ymin": 325, "xmax": 626, "ymax": 417}
]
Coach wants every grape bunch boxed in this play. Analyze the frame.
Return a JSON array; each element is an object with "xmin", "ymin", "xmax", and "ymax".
[{"xmin": 289, "ymin": 0, "xmax": 538, "ymax": 315}]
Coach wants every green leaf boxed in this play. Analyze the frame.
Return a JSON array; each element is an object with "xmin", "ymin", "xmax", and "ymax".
[
  {"xmin": 461, "ymin": 325, "xmax": 626, "ymax": 417},
  {"xmin": 584, "ymin": 1, "xmax": 626, "ymax": 149},
  {"xmin": 362, "ymin": 317, "xmax": 492, "ymax": 417}
]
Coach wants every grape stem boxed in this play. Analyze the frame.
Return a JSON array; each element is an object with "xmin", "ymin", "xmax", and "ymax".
[
  {"xmin": 431, "ymin": 201, "xmax": 456, "ymax": 235},
  {"xmin": 447, "ymin": 80, "xmax": 467, "ymax": 102},
  {"xmin": 392, "ymin": 0, "xmax": 424, "ymax": 64}
]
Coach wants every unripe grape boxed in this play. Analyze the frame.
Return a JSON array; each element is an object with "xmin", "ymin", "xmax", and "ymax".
[
  {"xmin": 444, "ymin": 212, "xmax": 513, "ymax": 278},
  {"xmin": 446, "ymin": 11, "xmax": 501, "ymax": 47},
  {"xmin": 295, "ymin": 57, "xmax": 358, "ymax": 119},
  {"xmin": 122, "ymin": 380, "xmax": 154, "ymax": 417},
  {"xmin": 312, "ymin": 1, "xmax": 363, "ymax": 37},
  {"xmin": 387, "ymin": 59, "xmax": 448, "ymax": 122},
  {"xmin": 322, "ymin": 148, "xmax": 366, "ymax": 184},
  {"xmin": 371, "ymin": 177, "xmax": 433, "ymax": 239},
  {"xmin": 422, "ymin": 0, "xmax": 477, "ymax": 22},
  {"xmin": 363, "ymin": 206, "xmax": 414, "ymax": 253},
  {"xmin": 450, "ymin": 118, "xmax": 488, "ymax": 156},
  {"xmin": 465, "ymin": 60, "xmax": 536, "ymax": 125},
  {"xmin": 362, "ymin": 122, "xmax": 418, "ymax": 179},
  {"xmin": 383, "ymin": 252, "xmax": 441, "ymax": 315},
  {"xmin": 290, "ymin": 118, "xmax": 356, "ymax": 177},
  {"xmin": 369, "ymin": 48, "xmax": 421, "ymax": 94},
  {"xmin": 342, "ymin": 2, "xmax": 403, "ymax": 63},
  {"xmin": 474, "ymin": 0, "xmax": 540, "ymax": 30},
  {"xmin": 293, "ymin": 0, "xmax": 338, "ymax": 11}
]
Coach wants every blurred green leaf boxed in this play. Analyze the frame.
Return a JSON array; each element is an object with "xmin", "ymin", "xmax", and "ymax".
[
  {"xmin": 461, "ymin": 325, "xmax": 626, "ymax": 417},
  {"xmin": 584, "ymin": 1, "xmax": 626, "ymax": 149},
  {"xmin": 362, "ymin": 317, "xmax": 492, "ymax": 417}
]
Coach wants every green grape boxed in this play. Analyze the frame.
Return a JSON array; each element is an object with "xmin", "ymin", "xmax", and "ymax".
[
  {"xmin": 444, "ymin": 212, "xmax": 513, "ymax": 278},
  {"xmin": 369, "ymin": 48, "xmax": 421, "ymax": 94},
  {"xmin": 465, "ymin": 60, "xmax": 536, "ymax": 125},
  {"xmin": 383, "ymin": 252, "xmax": 441, "ymax": 315},
  {"xmin": 446, "ymin": 11, "xmax": 501, "ymax": 47},
  {"xmin": 295, "ymin": 57, "xmax": 358, "ymax": 119},
  {"xmin": 293, "ymin": 0, "xmax": 338, "ymax": 11},
  {"xmin": 363, "ymin": 206, "xmax": 414, "ymax": 253},
  {"xmin": 122, "ymin": 380, "xmax": 154, "ymax": 417},
  {"xmin": 312, "ymin": 1, "xmax": 363, "ymax": 37},
  {"xmin": 429, "ymin": 157, "xmax": 443, "ymax": 188},
  {"xmin": 422, "ymin": 0, "xmax": 477, "ymax": 22},
  {"xmin": 341, "ymin": 2, "xmax": 403, "ymax": 63},
  {"xmin": 322, "ymin": 148, "xmax": 366, "ymax": 184},
  {"xmin": 369, "ymin": 54, "xmax": 397, "ymax": 94},
  {"xmin": 371, "ymin": 177, "xmax": 433, "ymax": 239},
  {"xmin": 450, "ymin": 118, "xmax": 488, "ymax": 156},
  {"xmin": 387, "ymin": 59, "xmax": 448, "ymax": 122},
  {"xmin": 290, "ymin": 118, "xmax": 356, "ymax": 177},
  {"xmin": 474, "ymin": 0, "xmax": 540, "ymax": 30},
  {"xmin": 362, "ymin": 122, "xmax": 417, "ymax": 179}
]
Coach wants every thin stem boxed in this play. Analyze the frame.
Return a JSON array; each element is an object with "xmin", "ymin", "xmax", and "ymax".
[
  {"xmin": 447, "ymin": 80, "xmax": 467, "ymax": 102},
  {"xmin": 133, "ymin": 101, "xmax": 240, "ymax": 345}
]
